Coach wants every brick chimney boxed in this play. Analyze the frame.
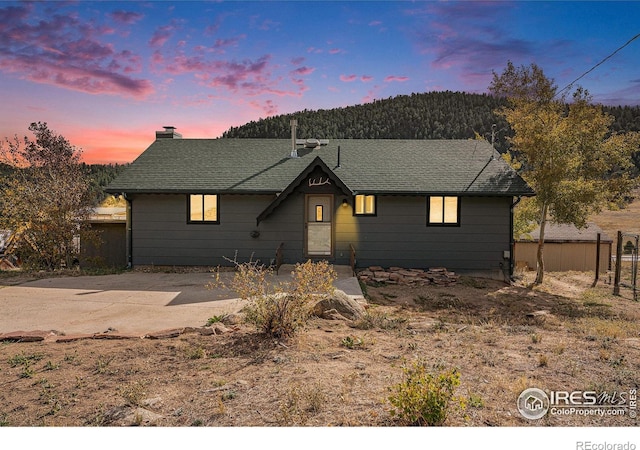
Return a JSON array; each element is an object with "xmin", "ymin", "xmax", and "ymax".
[{"xmin": 156, "ymin": 126, "xmax": 182, "ymax": 139}]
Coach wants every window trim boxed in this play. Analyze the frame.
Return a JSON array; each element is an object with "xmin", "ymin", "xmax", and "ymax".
[
  {"xmin": 426, "ymin": 196, "xmax": 460, "ymax": 227},
  {"xmin": 353, "ymin": 194, "xmax": 377, "ymax": 216},
  {"xmin": 187, "ymin": 194, "xmax": 220, "ymax": 224}
]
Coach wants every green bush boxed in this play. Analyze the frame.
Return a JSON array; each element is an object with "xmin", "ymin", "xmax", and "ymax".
[{"xmin": 388, "ymin": 361, "xmax": 462, "ymax": 426}]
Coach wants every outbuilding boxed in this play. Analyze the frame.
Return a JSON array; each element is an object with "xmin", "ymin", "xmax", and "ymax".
[{"xmin": 514, "ymin": 222, "xmax": 612, "ymax": 273}]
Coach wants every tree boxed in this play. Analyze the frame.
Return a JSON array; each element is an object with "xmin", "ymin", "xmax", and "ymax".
[
  {"xmin": 490, "ymin": 62, "xmax": 640, "ymax": 284},
  {"xmin": 0, "ymin": 122, "xmax": 97, "ymax": 269}
]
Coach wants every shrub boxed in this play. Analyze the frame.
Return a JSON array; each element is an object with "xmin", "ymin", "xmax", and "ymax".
[
  {"xmin": 119, "ymin": 381, "xmax": 147, "ymax": 407},
  {"xmin": 206, "ymin": 314, "xmax": 227, "ymax": 325},
  {"xmin": 388, "ymin": 361, "xmax": 462, "ymax": 426},
  {"xmin": 277, "ymin": 382, "xmax": 327, "ymax": 425},
  {"xmin": 211, "ymin": 258, "xmax": 336, "ymax": 339},
  {"xmin": 352, "ymin": 309, "xmax": 406, "ymax": 330},
  {"xmin": 340, "ymin": 335, "xmax": 367, "ymax": 349}
]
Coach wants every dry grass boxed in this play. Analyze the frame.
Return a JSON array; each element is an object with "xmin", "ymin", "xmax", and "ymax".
[
  {"xmin": 590, "ymin": 188, "xmax": 640, "ymax": 247},
  {"xmin": 0, "ymin": 271, "xmax": 638, "ymax": 427}
]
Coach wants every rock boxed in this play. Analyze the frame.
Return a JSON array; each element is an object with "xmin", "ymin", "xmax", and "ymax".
[
  {"xmin": 142, "ymin": 397, "xmax": 163, "ymax": 408},
  {"xmin": 318, "ymin": 308, "xmax": 349, "ymax": 321},
  {"xmin": 145, "ymin": 328, "xmax": 184, "ymax": 339},
  {"xmin": 373, "ymin": 271, "xmax": 390, "ymax": 279},
  {"xmin": 311, "ymin": 289, "xmax": 366, "ymax": 321},
  {"xmin": 0, "ymin": 330, "xmax": 52, "ymax": 342},
  {"xmin": 91, "ymin": 333, "xmax": 137, "ymax": 340},
  {"xmin": 55, "ymin": 334, "xmax": 95, "ymax": 343},
  {"xmin": 221, "ymin": 313, "xmax": 243, "ymax": 325},
  {"xmin": 398, "ymin": 270, "xmax": 416, "ymax": 277},
  {"xmin": 360, "ymin": 265, "xmax": 459, "ymax": 286},
  {"xmin": 128, "ymin": 407, "xmax": 164, "ymax": 425},
  {"xmin": 526, "ymin": 310, "xmax": 550, "ymax": 318},
  {"xmin": 624, "ymin": 338, "xmax": 640, "ymax": 350},
  {"xmin": 211, "ymin": 323, "xmax": 230, "ymax": 335}
]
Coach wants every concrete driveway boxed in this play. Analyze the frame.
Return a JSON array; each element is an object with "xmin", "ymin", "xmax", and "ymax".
[{"xmin": 0, "ymin": 266, "xmax": 363, "ymax": 336}]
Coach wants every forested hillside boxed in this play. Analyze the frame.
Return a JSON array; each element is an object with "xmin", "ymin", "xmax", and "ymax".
[
  {"xmin": 223, "ymin": 91, "xmax": 640, "ymax": 155},
  {"xmin": 1, "ymin": 163, "xmax": 128, "ymax": 205},
  {"xmin": 81, "ymin": 163, "xmax": 129, "ymax": 204}
]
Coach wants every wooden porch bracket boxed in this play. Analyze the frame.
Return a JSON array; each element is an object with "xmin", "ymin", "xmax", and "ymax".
[
  {"xmin": 349, "ymin": 243, "xmax": 356, "ymax": 276},
  {"xmin": 275, "ymin": 242, "xmax": 284, "ymax": 275}
]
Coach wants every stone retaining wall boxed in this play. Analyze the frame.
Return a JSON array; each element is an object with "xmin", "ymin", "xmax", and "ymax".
[{"xmin": 358, "ymin": 266, "xmax": 459, "ymax": 286}]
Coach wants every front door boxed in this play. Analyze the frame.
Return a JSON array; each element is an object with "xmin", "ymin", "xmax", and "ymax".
[{"xmin": 306, "ymin": 195, "xmax": 333, "ymax": 256}]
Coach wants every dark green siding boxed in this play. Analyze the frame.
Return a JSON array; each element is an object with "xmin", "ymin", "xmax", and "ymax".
[
  {"xmin": 131, "ymin": 194, "xmax": 302, "ymax": 267},
  {"xmin": 130, "ymin": 193, "xmax": 512, "ymax": 276},
  {"xmin": 348, "ymin": 196, "xmax": 511, "ymax": 273}
]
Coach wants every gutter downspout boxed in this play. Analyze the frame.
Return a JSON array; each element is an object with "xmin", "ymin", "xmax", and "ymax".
[
  {"xmin": 510, "ymin": 196, "xmax": 522, "ymax": 282},
  {"xmin": 124, "ymin": 193, "xmax": 133, "ymax": 269}
]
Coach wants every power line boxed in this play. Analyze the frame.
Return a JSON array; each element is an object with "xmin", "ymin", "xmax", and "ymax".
[{"xmin": 556, "ymin": 32, "xmax": 640, "ymax": 98}]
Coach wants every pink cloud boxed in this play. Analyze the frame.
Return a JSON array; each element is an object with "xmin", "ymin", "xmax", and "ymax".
[
  {"xmin": 0, "ymin": 4, "xmax": 153, "ymax": 98},
  {"xmin": 329, "ymin": 48, "xmax": 344, "ymax": 55},
  {"xmin": 369, "ymin": 20, "xmax": 382, "ymax": 26},
  {"xmin": 361, "ymin": 75, "xmax": 373, "ymax": 82},
  {"xmin": 109, "ymin": 10, "xmax": 144, "ymax": 25},
  {"xmin": 289, "ymin": 66, "xmax": 316, "ymax": 96},
  {"xmin": 340, "ymin": 74, "xmax": 357, "ymax": 82},
  {"xmin": 193, "ymin": 36, "xmax": 243, "ymax": 55},
  {"xmin": 253, "ymin": 18, "xmax": 280, "ymax": 31},
  {"xmin": 291, "ymin": 66, "xmax": 315, "ymax": 76},
  {"xmin": 384, "ymin": 75, "xmax": 409, "ymax": 83},
  {"xmin": 409, "ymin": 2, "xmax": 552, "ymax": 90},
  {"xmin": 249, "ymin": 99, "xmax": 278, "ymax": 116},
  {"xmin": 361, "ymin": 85, "xmax": 384, "ymax": 103},
  {"xmin": 149, "ymin": 24, "xmax": 175, "ymax": 48},
  {"xmin": 158, "ymin": 52, "xmax": 302, "ymax": 98},
  {"xmin": 291, "ymin": 57, "xmax": 305, "ymax": 65}
]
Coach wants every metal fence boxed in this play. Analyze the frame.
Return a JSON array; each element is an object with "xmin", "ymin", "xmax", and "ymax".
[{"xmin": 613, "ymin": 231, "xmax": 639, "ymax": 301}]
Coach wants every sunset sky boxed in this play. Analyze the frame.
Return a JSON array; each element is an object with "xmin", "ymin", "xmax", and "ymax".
[{"xmin": 1, "ymin": 1, "xmax": 639, "ymax": 164}]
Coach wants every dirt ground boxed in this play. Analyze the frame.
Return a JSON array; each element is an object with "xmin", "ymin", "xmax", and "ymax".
[{"xmin": 0, "ymin": 270, "xmax": 638, "ymax": 427}]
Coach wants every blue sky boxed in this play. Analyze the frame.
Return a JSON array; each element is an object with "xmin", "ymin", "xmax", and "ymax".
[{"xmin": 0, "ymin": 1, "xmax": 639, "ymax": 163}]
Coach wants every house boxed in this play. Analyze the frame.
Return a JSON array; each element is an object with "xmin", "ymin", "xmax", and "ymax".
[
  {"xmin": 80, "ymin": 207, "xmax": 127, "ymax": 269},
  {"xmin": 515, "ymin": 222, "xmax": 612, "ymax": 273},
  {"xmin": 106, "ymin": 127, "xmax": 534, "ymax": 279}
]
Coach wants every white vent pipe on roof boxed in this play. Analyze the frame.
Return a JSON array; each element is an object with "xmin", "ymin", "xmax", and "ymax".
[{"xmin": 290, "ymin": 119, "xmax": 298, "ymax": 158}]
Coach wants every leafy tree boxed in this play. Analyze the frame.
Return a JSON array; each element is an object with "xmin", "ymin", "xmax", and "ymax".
[
  {"xmin": 490, "ymin": 62, "xmax": 640, "ymax": 284},
  {"xmin": 0, "ymin": 122, "xmax": 98, "ymax": 269}
]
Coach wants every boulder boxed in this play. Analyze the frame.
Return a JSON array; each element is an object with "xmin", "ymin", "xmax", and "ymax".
[
  {"xmin": 144, "ymin": 328, "xmax": 184, "ymax": 339},
  {"xmin": 221, "ymin": 312, "xmax": 243, "ymax": 325},
  {"xmin": 317, "ymin": 308, "xmax": 349, "ymax": 321},
  {"xmin": 0, "ymin": 330, "xmax": 51, "ymax": 342},
  {"xmin": 311, "ymin": 289, "xmax": 366, "ymax": 321}
]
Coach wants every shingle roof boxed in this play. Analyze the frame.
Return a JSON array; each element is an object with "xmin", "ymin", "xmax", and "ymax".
[{"xmin": 106, "ymin": 138, "xmax": 534, "ymax": 196}]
